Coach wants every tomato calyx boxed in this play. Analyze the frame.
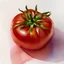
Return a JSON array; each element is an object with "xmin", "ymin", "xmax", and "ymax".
[{"xmin": 13, "ymin": 5, "xmax": 51, "ymax": 34}]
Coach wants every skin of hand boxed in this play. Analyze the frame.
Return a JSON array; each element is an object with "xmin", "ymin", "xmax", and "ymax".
[{"xmin": 10, "ymin": 28, "xmax": 64, "ymax": 64}]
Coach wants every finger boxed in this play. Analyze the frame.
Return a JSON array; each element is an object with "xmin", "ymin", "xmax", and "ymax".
[{"xmin": 10, "ymin": 43, "xmax": 32, "ymax": 64}]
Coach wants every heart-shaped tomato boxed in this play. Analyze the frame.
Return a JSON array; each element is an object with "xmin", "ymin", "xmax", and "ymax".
[{"xmin": 11, "ymin": 5, "xmax": 54, "ymax": 50}]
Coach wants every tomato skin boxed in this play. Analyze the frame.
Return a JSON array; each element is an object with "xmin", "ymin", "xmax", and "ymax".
[{"xmin": 11, "ymin": 9, "xmax": 54, "ymax": 50}]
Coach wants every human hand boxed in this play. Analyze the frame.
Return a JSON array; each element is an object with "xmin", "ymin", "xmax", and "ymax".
[{"xmin": 10, "ymin": 28, "xmax": 64, "ymax": 64}]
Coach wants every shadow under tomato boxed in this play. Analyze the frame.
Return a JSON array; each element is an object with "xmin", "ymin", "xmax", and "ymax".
[{"xmin": 22, "ymin": 28, "xmax": 64, "ymax": 62}]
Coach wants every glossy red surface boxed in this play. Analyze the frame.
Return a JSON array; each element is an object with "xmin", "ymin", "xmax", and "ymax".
[{"xmin": 11, "ymin": 9, "xmax": 54, "ymax": 50}]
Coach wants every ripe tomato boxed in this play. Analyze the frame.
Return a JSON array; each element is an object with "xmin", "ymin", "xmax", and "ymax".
[{"xmin": 11, "ymin": 6, "xmax": 54, "ymax": 50}]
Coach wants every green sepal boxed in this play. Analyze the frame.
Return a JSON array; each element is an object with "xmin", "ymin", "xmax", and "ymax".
[
  {"xmin": 20, "ymin": 25, "xmax": 26, "ymax": 29},
  {"xmin": 42, "ymin": 11, "xmax": 51, "ymax": 19},
  {"xmin": 34, "ymin": 23, "xmax": 50, "ymax": 30},
  {"xmin": 30, "ymin": 24, "xmax": 34, "ymax": 35},
  {"xmin": 35, "ymin": 5, "xmax": 37, "ymax": 14},
  {"xmin": 25, "ymin": 5, "xmax": 31, "ymax": 19},
  {"xmin": 13, "ymin": 22, "xmax": 25, "ymax": 28},
  {"xmin": 22, "ymin": 16, "xmax": 27, "ymax": 21},
  {"xmin": 18, "ymin": 8, "xmax": 25, "ymax": 14}
]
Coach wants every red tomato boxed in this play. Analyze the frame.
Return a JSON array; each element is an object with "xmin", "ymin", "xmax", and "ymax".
[{"xmin": 11, "ymin": 7, "xmax": 54, "ymax": 50}]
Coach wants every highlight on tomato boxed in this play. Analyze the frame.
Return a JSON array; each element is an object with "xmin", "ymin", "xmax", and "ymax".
[{"xmin": 11, "ymin": 5, "xmax": 54, "ymax": 50}]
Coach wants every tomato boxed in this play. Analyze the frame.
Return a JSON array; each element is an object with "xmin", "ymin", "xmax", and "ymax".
[{"xmin": 11, "ymin": 6, "xmax": 54, "ymax": 50}]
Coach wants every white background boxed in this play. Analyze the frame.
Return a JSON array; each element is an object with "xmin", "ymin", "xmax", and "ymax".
[{"xmin": 0, "ymin": 0, "xmax": 64, "ymax": 64}]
